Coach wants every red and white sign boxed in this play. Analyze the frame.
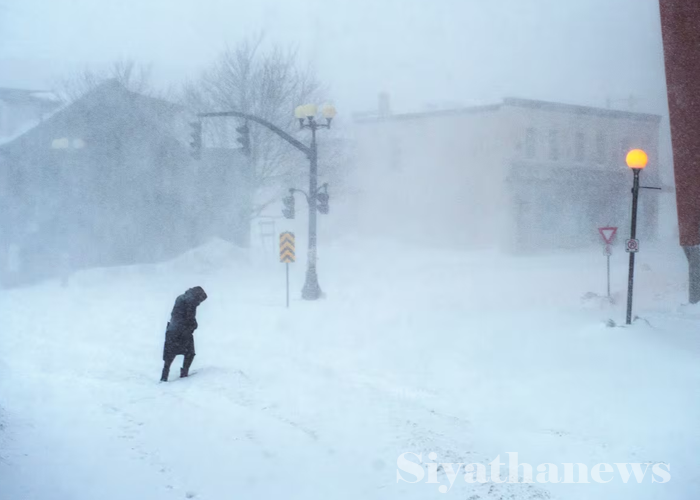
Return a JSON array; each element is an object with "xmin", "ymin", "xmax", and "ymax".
[
  {"xmin": 598, "ymin": 227, "xmax": 618, "ymax": 245},
  {"xmin": 625, "ymin": 238, "xmax": 640, "ymax": 253}
]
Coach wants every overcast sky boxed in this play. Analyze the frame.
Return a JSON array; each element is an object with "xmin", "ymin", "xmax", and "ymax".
[{"xmin": 0, "ymin": 0, "xmax": 668, "ymax": 116}]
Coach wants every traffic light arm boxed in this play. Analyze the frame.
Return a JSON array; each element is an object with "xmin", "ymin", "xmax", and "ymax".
[
  {"xmin": 289, "ymin": 188, "xmax": 310, "ymax": 203},
  {"xmin": 289, "ymin": 183, "xmax": 327, "ymax": 204},
  {"xmin": 198, "ymin": 110, "xmax": 312, "ymax": 158}
]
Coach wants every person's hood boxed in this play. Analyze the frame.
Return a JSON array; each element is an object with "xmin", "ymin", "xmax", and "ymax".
[{"xmin": 186, "ymin": 286, "xmax": 208, "ymax": 305}]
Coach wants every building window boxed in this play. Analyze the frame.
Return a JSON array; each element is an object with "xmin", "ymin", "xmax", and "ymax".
[
  {"xmin": 595, "ymin": 131, "xmax": 606, "ymax": 164},
  {"xmin": 548, "ymin": 130, "xmax": 560, "ymax": 161},
  {"xmin": 525, "ymin": 127, "xmax": 537, "ymax": 159},
  {"xmin": 575, "ymin": 132, "xmax": 585, "ymax": 161}
]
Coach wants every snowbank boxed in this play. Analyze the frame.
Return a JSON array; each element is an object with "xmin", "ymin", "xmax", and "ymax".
[
  {"xmin": 158, "ymin": 238, "xmax": 249, "ymax": 275},
  {"xmin": 63, "ymin": 238, "xmax": 248, "ymax": 289}
]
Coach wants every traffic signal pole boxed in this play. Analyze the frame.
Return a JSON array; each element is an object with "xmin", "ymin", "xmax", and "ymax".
[{"xmin": 198, "ymin": 109, "xmax": 328, "ymax": 300}]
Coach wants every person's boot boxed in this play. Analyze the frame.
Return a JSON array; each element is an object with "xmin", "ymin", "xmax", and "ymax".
[
  {"xmin": 161, "ymin": 365, "xmax": 170, "ymax": 382},
  {"xmin": 181, "ymin": 354, "xmax": 195, "ymax": 378}
]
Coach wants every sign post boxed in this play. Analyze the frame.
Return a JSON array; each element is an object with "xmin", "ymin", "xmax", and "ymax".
[
  {"xmin": 598, "ymin": 227, "xmax": 618, "ymax": 298},
  {"xmin": 279, "ymin": 232, "xmax": 296, "ymax": 308}
]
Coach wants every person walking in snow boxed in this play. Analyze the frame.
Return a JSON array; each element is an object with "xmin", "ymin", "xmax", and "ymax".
[{"xmin": 160, "ymin": 286, "xmax": 208, "ymax": 382}]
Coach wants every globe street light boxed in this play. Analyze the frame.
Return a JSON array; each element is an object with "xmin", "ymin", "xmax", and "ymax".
[{"xmin": 626, "ymin": 149, "xmax": 648, "ymax": 170}]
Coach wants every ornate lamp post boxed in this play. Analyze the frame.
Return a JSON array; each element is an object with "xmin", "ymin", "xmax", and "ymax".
[{"xmin": 293, "ymin": 104, "xmax": 336, "ymax": 300}]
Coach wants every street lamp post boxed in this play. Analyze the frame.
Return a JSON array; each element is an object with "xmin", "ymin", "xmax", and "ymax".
[
  {"xmin": 294, "ymin": 104, "xmax": 336, "ymax": 300},
  {"xmin": 625, "ymin": 148, "xmax": 648, "ymax": 325}
]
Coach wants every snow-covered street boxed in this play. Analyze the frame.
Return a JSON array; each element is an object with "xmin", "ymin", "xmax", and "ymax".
[{"xmin": 1, "ymin": 238, "xmax": 699, "ymax": 499}]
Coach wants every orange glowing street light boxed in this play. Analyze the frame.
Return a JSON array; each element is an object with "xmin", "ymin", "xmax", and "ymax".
[{"xmin": 626, "ymin": 148, "xmax": 649, "ymax": 169}]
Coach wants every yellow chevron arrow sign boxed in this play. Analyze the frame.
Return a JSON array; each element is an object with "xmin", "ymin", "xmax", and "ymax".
[
  {"xmin": 279, "ymin": 232, "xmax": 295, "ymax": 263},
  {"xmin": 280, "ymin": 232, "xmax": 295, "ymax": 308}
]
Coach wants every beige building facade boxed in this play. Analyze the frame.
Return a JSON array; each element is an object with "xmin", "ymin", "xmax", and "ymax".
[{"xmin": 353, "ymin": 98, "xmax": 661, "ymax": 252}]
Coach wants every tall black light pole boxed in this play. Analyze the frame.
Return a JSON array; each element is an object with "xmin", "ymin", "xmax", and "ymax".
[
  {"xmin": 294, "ymin": 104, "xmax": 336, "ymax": 300},
  {"xmin": 625, "ymin": 149, "xmax": 648, "ymax": 325},
  {"xmin": 304, "ymin": 121, "xmax": 321, "ymax": 299}
]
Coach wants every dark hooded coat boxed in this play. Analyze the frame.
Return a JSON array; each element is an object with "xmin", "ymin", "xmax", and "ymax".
[{"xmin": 163, "ymin": 286, "xmax": 208, "ymax": 360}]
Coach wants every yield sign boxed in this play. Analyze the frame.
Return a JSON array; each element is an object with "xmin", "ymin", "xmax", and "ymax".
[{"xmin": 598, "ymin": 227, "xmax": 618, "ymax": 245}]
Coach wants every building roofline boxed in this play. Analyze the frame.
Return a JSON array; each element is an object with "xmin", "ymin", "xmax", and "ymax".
[
  {"xmin": 354, "ymin": 97, "xmax": 662, "ymax": 124},
  {"xmin": 0, "ymin": 87, "xmax": 61, "ymax": 102},
  {"xmin": 353, "ymin": 103, "xmax": 502, "ymax": 123},
  {"xmin": 0, "ymin": 87, "xmax": 53, "ymax": 93},
  {"xmin": 503, "ymin": 97, "xmax": 662, "ymax": 122}
]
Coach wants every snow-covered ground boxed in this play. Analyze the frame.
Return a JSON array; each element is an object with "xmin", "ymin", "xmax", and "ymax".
[{"xmin": 1, "ymin": 236, "xmax": 699, "ymax": 499}]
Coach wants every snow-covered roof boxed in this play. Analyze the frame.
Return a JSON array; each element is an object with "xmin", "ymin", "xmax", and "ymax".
[
  {"xmin": 0, "ymin": 87, "xmax": 61, "ymax": 105},
  {"xmin": 0, "ymin": 104, "xmax": 66, "ymax": 147}
]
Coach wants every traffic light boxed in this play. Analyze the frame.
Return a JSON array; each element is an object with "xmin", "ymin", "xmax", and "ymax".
[
  {"xmin": 317, "ymin": 192, "xmax": 329, "ymax": 214},
  {"xmin": 189, "ymin": 121, "xmax": 202, "ymax": 160},
  {"xmin": 282, "ymin": 194, "xmax": 295, "ymax": 219},
  {"xmin": 236, "ymin": 123, "xmax": 251, "ymax": 156}
]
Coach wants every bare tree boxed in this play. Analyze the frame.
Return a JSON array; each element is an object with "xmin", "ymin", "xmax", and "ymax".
[
  {"xmin": 55, "ymin": 59, "xmax": 157, "ymax": 103},
  {"xmin": 183, "ymin": 35, "xmax": 348, "ymax": 216}
]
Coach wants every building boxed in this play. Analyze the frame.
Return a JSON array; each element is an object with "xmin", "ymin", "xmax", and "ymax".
[
  {"xmin": 0, "ymin": 80, "xmax": 251, "ymax": 287},
  {"xmin": 660, "ymin": 0, "xmax": 700, "ymax": 304},
  {"xmin": 352, "ymin": 97, "xmax": 662, "ymax": 252},
  {"xmin": 0, "ymin": 87, "xmax": 61, "ymax": 140}
]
